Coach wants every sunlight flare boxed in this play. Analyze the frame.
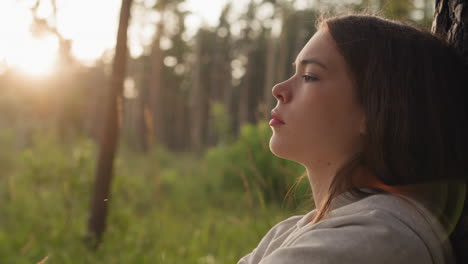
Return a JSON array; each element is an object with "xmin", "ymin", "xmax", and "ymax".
[{"xmin": 7, "ymin": 35, "xmax": 59, "ymax": 76}]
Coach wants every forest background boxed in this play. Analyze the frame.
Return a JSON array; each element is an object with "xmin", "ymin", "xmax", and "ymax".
[{"xmin": 0, "ymin": 0, "xmax": 436, "ymax": 263}]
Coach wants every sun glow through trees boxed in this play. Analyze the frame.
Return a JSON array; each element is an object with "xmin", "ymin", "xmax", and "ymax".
[{"xmin": 0, "ymin": 0, "xmax": 237, "ymax": 77}]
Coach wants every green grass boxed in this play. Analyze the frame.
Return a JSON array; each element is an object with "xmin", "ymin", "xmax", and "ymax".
[{"xmin": 0, "ymin": 133, "xmax": 311, "ymax": 263}]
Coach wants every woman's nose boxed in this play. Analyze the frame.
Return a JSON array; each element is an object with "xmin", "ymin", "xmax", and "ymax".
[{"xmin": 272, "ymin": 80, "xmax": 291, "ymax": 104}]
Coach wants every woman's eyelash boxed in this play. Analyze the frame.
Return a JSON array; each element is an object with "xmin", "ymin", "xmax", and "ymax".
[{"xmin": 302, "ymin": 74, "xmax": 318, "ymax": 82}]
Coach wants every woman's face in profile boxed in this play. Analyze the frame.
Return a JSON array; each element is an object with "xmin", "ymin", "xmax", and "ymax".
[{"xmin": 270, "ymin": 29, "xmax": 366, "ymax": 168}]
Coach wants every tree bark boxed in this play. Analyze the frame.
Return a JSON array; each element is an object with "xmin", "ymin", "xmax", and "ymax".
[
  {"xmin": 87, "ymin": 0, "xmax": 133, "ymax": 248},
  {"xmin": 433, "ymin": 0, "xmax": 468, "ymax": 60}
]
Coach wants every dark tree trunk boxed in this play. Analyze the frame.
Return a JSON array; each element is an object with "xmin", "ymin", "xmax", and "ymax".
[
  {"xmin": 87, "ymin": 0, "xmax": 133, "ymax": 248},
  {"xmin": 432, "ymin": 0, "xmax": 468, "ymax": 262},
  {"xmin": 433, "ymin": 0, "xmax": 468, "ymax": 60}
]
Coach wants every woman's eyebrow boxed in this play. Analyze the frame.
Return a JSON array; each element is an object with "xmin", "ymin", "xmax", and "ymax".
[{"xmin": 292, "ymin": 58, "xmax": 328, "ymax": 70}]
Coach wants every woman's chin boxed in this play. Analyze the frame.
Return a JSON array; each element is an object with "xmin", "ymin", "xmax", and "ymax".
[
  {"xmin": 269, "ymin": 136, "xmax": 292, "ymax": 159},
  {"xmin": 269, "ymin": 136, "xmax": 307, "ymax": 165}
]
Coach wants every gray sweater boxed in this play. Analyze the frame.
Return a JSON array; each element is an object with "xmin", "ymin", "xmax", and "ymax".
[{"xmin": 237, "ymin": 190, "xmax": 455, "ymax": 264}]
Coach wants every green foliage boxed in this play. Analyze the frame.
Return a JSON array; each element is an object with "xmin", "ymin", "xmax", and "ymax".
[
  {"xmin": 0, "ymin": 134, "xmax": 97, "ymax": 263},
  {"xmin": 0, "ymin": 131, "xmax": 304, "ymax": 263},
  {"xmin": 381, "ymin": 0, "xmax": 414, "ymax": 20},
  {"xmin": 204, "ymin": 121, "xmax": 310, "ymax": 208},
  {"xmin": 210, "ymin": 102, "xmax": 234, "ymax": 145}
]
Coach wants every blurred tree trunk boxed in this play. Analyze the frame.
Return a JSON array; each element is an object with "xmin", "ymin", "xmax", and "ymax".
[
  {"xmin": 149, "ymin": 24, "xmax": 164, "ymax": 147},
  {"xmin": 129, "ymin": 56, "xmax": 152, "ymax": 153},
  {"xmin": 262, "ymin": 30, "xmax": 277, "ymax": 118},
  {"xmin": 432, "ymin": 0, "xmax": 468, "ymax": 262},
  {"xmin": 190, "ymin": 30, "xmax": 212, "ymax": 153},
  {"xmin": 165, "ymin": 78, "xmax": 176, "ymax": 148},
  {"xmin": 245, "ymin": 35, "xmax": 267, "ymax": 124},
  {"xmin": 206, "ymin": 4, "xmax": 233, "ymax": 146},
  {"xmin": 423, "ymin": 0, "xmax": 431, "ymax": 21},
  {"xmin": 190, "ymin": 37, "xmax": 203, "ymax": 153},
  {"xmin": 275, "ymin": 25, "xmax": 289, "ymax": 85},
  {"xmin": 139, "ymin": 56, "xmax": 153, "ymax": 152},
  {"xmin": 85, "ymin": 66, "xmax": 108, "ymax": 143},
  {"xmin": 237, "ymin": 1, "xmax": 271, "ymax": 126},
  {"xmin": 148, "ymin": 16, "xmax": 165, "ymax": 148},
  {"xmin": 173, "ymin": 92, "xmax": 187, "ymax": 150},
  {"xmin": 87, "ymin": 0, "xmax": 133, "ymax": 248}
]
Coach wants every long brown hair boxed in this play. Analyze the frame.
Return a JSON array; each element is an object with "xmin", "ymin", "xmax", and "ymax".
[{"xmin": 310, "ymin": 14, "xmax": 468, "ymax": 263}]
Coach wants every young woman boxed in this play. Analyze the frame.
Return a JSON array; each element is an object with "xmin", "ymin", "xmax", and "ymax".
[{"xmin": 237, "ymin": 14, "xmax": 468, "ymax": 264}]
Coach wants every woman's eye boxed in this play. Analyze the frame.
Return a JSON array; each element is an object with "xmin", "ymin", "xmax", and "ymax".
[{"xmin": 302, "ymin": 74, "xmax": 318, "ymax": 82}]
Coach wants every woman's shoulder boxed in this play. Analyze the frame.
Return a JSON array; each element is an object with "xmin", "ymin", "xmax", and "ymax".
[
  {"xmin": 241, "ymin": 193, "xmax": 454, "ymax": 264},
  {"xmin": 236, "ymin": 212, "xmax": 316, "ymax": 264},
  {"xmin": 328, "ymin": 190, "xmax": 449, "ymax": 230},
  {"xmin": 269, "ymin": 214, "xmax": 306, "ymax": 232},
  {"xmin": 330, "ymin": 191, "xmax": 450, "ymax": 238},
  {"xmin": 305, "ymin": 192, "xmax": 454, "ymax": 263},
  {"xmin": 251, "ymin": 213, "xmax": 312, "ymax": 249}
]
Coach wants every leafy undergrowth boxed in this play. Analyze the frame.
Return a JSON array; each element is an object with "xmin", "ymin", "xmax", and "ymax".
[{"xmin": 0, "ymin": 130, "xmax": 313, "ymax": 263}]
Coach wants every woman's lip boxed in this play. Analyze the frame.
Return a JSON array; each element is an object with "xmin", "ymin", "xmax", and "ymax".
[
  {"xmin": 269, "ymin": 118, "xmax": 285, "ymax": 126},
  {"xmin": 270, "ymin": 111, "xmax": 285, "ymax": 124}
]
